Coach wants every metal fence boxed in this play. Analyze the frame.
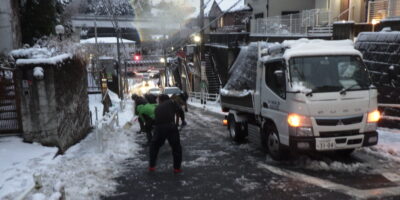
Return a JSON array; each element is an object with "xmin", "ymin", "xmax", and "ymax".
[
  {"xmin": 368, "ymin": 0, "xmax": 400, "ymax": 22},
  {"xmin": 251, "ymin": 9, "xmax": 332, "ymax": 36},
  {"xmin": 189, "ymin": 92, "xmax": 219, "ymax": 103}
]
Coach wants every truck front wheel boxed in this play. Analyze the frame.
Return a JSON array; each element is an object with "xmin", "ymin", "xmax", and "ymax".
[
  {"xmin": 266, "ymin": 125, "xmax": 288, "ymax": 160},
  {"xmin": 228, "ymin": 115, "xmax": 245, "ymax": 143}
]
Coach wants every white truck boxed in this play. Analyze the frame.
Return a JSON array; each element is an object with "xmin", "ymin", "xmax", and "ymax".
[{"xmin": 220, "ymin": 39, "xmax": 380, "ymax": 160}]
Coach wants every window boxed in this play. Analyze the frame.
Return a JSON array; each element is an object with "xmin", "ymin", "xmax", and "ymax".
[
  {"xmin": 265, "ymin": 60, "xmax": 286, "ymax": 99},
  {"xmin": 289, "ymin": 56, "xmax": 371, "ymax": 93}
]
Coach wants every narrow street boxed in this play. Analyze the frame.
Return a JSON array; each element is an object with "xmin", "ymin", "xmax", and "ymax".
[{"xmin": 104, "ymin": 106, "xmax": 400, "ymax": 200}]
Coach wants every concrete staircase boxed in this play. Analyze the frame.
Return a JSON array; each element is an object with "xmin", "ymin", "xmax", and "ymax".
[{"xmin": 205, "ymin": 53, "xmax": 221, "ymax": 94}]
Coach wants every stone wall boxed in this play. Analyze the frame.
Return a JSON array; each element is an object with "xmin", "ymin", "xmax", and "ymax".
[
  {"xmin": 16, "ymin": 55, "xmax": 90, "ymax": 152},
  {"xmin": 54, "ymin": 57, "xmax": 90, "ymax": 152}
]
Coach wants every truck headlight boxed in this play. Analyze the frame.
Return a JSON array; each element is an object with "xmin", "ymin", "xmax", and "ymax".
[
  {"xmin": 288, "ymin": 114, "xmax": 312, "ymax": 127},
  {"xmin": 367, "ymin": 110, "xmax": 380, "ymax": 123}
]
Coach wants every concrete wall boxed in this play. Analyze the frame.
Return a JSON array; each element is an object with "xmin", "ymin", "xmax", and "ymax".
[
  {"xmin": 0, "ymin": 0, "xmax": 21, "ymax": 54},
  {"xmin": 17, "ymin": 57, "xmax": 90, "ymax": 152}
]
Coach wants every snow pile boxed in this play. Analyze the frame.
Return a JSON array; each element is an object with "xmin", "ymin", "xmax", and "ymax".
[
  {"xmin": 282, "ymin": 39, "xmax": 362, "ymax": 59},
  {"xmin": 0, "ymin": 95, "xmax": 141, "ymax": 200},
  {"xmin": 0, "ymin": 138, "xmax": 58, "ymax": 199},
  {"xmin": 361, "ymin": 128, "xmax": 400, "ymax": 162},
  {"xmin": 291, "ymin": 82, "xmax": 312, "ymax": 93},
  {"xmin": 303, "ymin": 159, "xmax": 369, "ymax": 173}
]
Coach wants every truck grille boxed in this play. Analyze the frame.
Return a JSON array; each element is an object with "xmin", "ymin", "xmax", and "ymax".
[
  {"xmin": 316, "ymin": 115, "xmax": 363, "ymax": 126},
  {"xmin": 319, "ymin": 129, "xmax": 360, "ymax": 138}
]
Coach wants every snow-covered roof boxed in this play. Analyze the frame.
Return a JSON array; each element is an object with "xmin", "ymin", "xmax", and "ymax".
[
  {"xmin": 204, "ymin": 0, "xmax": 250, "ymax": 17},
  {"xmin": 80, "ymin": 37, "xmax": 136, "ymax": 44},
  {"xmin": 282, "ymin": 39, "xmax": 362, "ymax": 59}
]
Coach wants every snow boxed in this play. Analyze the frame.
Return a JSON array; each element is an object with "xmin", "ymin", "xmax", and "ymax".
[
  {"xmin": 16, "ymin": 54, "xmax": 72, "ymax": 66},
  {"xmin": 187, "ymin": 98, "xmax": 226, "ymax": 116},
  {"xmin": 10, "ymin": 48, "xmax": 52, "ymax": 59},
  {"xmin": 282, "ymin": 39, "xmax": 362, "ymax": 60},
  {"xmin": 33, "ymin": 67, "xmax": 44, "ymax": 79},
  {"xmin": 220, "ymin": 88, "xmax": 253, "ymax": 97},
  {"xmin": 234, "ymin": 176, "xmax": 261, "ymax": 192},
  {"xmin": 0, "ymin": 138, "xmax": 58, "ymax": 199},
  {"xmin": 204, "ymin": 0, "xmax": 250, "ymax": 16},
  {"xmin": 80, "ymin": 37, "xmax": 136, "ymax": 44},
  {"xmin": 361, "ymin": 128, "xmax": 400, "ymax": 162},
  {"xmin": 0, "ymin": 93, "xmax": 140, "ymax": 200},
  {"xmin": 291, "ymin": 82, "xmax": 312, "ymax": 93}
]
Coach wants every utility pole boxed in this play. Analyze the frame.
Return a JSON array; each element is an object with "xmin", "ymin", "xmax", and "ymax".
[
  {"xmin": 116, "ymin": 29, "xmax": 123, "ymax": 99},
  {"xmin": 200, "ymin": 0, "xmax": 204, "ymax": 60}
]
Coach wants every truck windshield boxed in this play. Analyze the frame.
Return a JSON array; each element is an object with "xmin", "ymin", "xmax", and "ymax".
[{"xmin": 289, "ymin": 56, "xmax": 371, "ymax": 93}]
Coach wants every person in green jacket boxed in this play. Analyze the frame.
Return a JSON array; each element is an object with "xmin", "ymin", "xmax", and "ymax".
[{"xmin": 137, "ymin": 94, "xmax": 158, "ymax": 144}]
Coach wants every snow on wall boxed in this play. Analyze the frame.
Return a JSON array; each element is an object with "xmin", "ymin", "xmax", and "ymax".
[{"xmin": 16, "ymin": 54, "xmax": 72, "ymax": 66}]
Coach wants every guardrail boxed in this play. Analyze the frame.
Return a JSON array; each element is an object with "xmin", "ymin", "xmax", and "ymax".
[
  {"xmin": 189, "ymin": 92, "xmax": 219, "ymax": 102},
  {"xmin": 95, "ymin": 108, "xmax": 119, "ymax": 152},
  {"xmin": 379, "ymin": 103, "xmax": 400, "ymax": 121},
  {"xmin": 251, "ymin": 9, "xmax": 332, "ymax": 36}
]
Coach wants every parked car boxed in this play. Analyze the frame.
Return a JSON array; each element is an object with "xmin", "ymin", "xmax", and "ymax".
[
  {"xmin": 147, "ymin": 87, "xmax": 161, "ymax": 95},
  {"xmin": 163, "ymin": 87, "xmax": 182, "ymax": 97}
]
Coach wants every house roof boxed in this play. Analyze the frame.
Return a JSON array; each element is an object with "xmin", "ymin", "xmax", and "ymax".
[
  {"xmin": 204, "ymin": 0, "xmax": 250, "ymax": 17},
  {"xmin": 80, "ymin": 37, "xmax": 136, "ymax": 44}
]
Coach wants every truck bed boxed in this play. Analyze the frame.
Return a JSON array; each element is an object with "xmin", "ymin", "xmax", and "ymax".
[{"xmin": 220, "ymin": 93, "xmax": 254, "ymax": 113}]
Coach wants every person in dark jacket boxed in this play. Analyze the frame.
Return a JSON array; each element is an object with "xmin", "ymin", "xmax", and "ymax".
[
  {"xmin": 149, "ymin": 94, "xmax": 182, "ymax": 173},
  {"xmin": 132, "ymin": 94, "xmax": 147, "ymax": 133},
  {"xmin": 170, "ymin": 94, "xmax": 187, "ymax": 127}
]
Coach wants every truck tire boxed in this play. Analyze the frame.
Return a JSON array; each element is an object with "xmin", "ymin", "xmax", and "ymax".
[
  {"xmin": 266, "ymin": 125, "xmax": 288, "ymax": 161},
  {"xmin": 228, "ymin": 115, "xmax": 245, "ymax": 143}
]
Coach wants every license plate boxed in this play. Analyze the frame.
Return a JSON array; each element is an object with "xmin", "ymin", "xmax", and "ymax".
[{"xmin": 316, "ymin": 139, "xmax": 336, "ymax": 150}]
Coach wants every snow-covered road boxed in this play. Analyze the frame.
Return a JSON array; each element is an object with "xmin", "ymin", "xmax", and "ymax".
[
  {"xmin": 104, "ymin": 105, "xmax": 400, "ymax": 200},
  {"xmin": 1, "ymin": 96, "xmax": 400, "ymax": 200}
]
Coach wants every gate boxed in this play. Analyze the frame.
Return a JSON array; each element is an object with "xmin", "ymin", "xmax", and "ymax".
[{"xmin": 0, "ymin": 67, "xmax": 22, "ymax": 134}]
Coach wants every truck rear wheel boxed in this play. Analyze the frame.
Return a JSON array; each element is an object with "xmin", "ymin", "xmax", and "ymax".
[
  {"xmin": 228, "ymin": 115, "xmax": 245, "ymax": 143},
  {"xmin": 266, "ymin": 125, "xmax": 288, "ymax": 161}
]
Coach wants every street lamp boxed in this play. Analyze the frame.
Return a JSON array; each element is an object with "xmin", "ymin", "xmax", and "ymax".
[
  {"xmin": 55, "ymin": 25, "xmax": 65, "ymax": 41},
  {"xmin": 194, "ymin": 35, "xmax": 201, "ymax": 43},
  {"xmin": 371, "ymin": 19, "xmax": 380, "ymax": 32},
  {"xmin": 160, "ymin": 57, "xmax": 167, "ymax": 87}
]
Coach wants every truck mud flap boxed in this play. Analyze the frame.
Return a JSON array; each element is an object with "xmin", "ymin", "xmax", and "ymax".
[{"xmin": 248, "ymin": 124, "xmax": 262, "ymax": 147}]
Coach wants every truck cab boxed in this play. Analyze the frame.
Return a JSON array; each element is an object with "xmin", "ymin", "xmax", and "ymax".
[
  {"xmin": 255, "ymin": 40, "xmax": 379, "ymax": 159},
  {"xmin": 222, "ymin": 40, "xmax": 379, "ymax": 160}
]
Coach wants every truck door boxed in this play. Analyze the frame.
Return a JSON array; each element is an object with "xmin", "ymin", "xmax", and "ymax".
[{"xmin": 261, "ymin": 60, "xmax": 289, "ymax": 146}]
